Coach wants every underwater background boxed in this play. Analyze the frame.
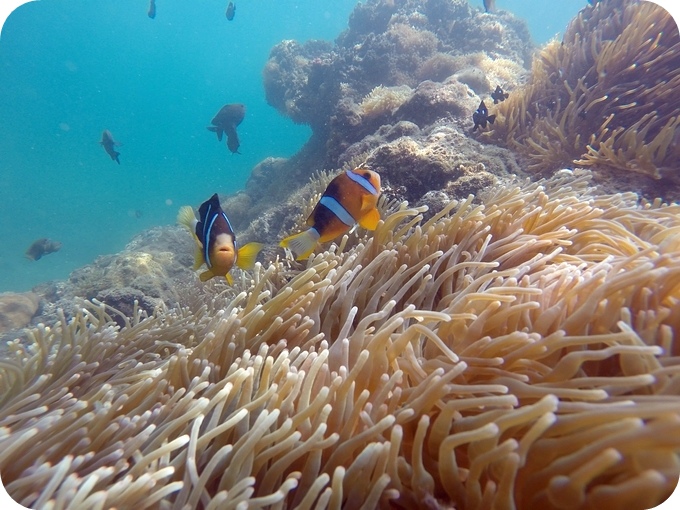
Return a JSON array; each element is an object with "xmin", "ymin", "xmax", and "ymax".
[{"xmin": 0, "ymin": 0, "xmax": 620, "ymax": 292}]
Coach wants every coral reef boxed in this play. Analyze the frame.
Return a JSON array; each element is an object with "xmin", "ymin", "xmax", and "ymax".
[
  {"xmin": 1, "ymin": 172, "xmax": 679, "ymax": 509},
  {"xmin": 484, "ymin": 0, "xmax": 680, "ymax": 193},
  {"xmin": 254, "ymin": 0, "xmax": 533, "ymax": 228}
]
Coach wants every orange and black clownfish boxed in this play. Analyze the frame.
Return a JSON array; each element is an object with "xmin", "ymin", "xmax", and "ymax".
[
  {"xmin": 280, "ymin": 167, "xmax": 382, "ymax": 260},
  {"xmin": 178, "ymin": 193, "xmax": 263, "ymax": 283}
]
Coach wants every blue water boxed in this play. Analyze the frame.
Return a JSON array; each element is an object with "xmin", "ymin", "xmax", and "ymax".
[{"xmin": 0, "ymin": 0, "xmax": 585, "ymax": 293}]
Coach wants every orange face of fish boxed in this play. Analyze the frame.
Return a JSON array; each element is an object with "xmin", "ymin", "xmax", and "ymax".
[{"xmin": 208, "ymin": 233, "xmax": 237, "ymax": 275}]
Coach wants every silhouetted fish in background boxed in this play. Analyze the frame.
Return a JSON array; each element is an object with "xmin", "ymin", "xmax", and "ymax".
[
  {"xmin": 100, "ymin": 130, "xmax": 121, "ymax": 164},
  {"xmin": 491, "ymin": 85, "xmax": 509, "ymax": 104},
  {"xmin": 25, "ymin": 238, "xmax": 62, "ymax": 261},
  {"xmin": 148, "ymin": 0, "xmax": 156, "ymax": 19},
  {"xmin": 226, "ymin": 2, "xmax": 235, "ymax": 21},
  {"xmin": 207, "ymin": 103, "xmax": 245, "ymax": 154},
  {"xmin": 483, "ymin": 0, "xmax": 496, "ymax": 13},
  {"xmin": 472, "ymin": 100, "xmax": 496, "ymax": 131}
]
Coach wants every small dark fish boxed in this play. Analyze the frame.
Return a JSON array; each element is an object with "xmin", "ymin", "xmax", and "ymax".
[
  {"xmin": 148, "ymin": 0, "xmax": 156, "ymax": 19},
  {"xmin": 491, "ymin": 85, "xmax": 509, "ymax": 104},
  {"xmin": 207, "ymin": 103, "xmax": 245, "ymax": 154},
  {"xmin": 25, "ymin": 238, "xmax": 62, "ymax": 261},
  {"xmin": 578, "ymin": 110, "xmax": 588, "ymax": 120},
  {"xmin": 472, "ymin": 100, "xmax": 496, "ymax": 132},
  {"xmin": 226, "ymin": 2, "xmax": 235, "ymax": 20},
  {"xmin": 100, "ymin": 129, "xmax": 121, "ymax": 164},
  {"xmin": 483, "ymin": 0, "xmax": 495, "ymax": 12}
]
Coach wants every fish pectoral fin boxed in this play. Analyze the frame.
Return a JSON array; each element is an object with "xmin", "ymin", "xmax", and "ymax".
[
  {"xmin": 236, "ymin": 242, "xmax": 264, "ymax": 270},
  {"xmin": 199, "ymin": 269, "xmax": 214, "ymax": 282},
  {"xmin": 358, "ymin": 208, "xmax": 381, "ymax": 230},
  {"xmin": 280, "ymin": 229, "xmax": 319, "ymax": 260},
  {"xmin": 225, "ymin": 273, "xmax": 234, "ymax": 285}
]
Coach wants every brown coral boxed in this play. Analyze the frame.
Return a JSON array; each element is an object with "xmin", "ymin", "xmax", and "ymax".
[{"xmin": 485, "ymin": 0, "xmax": 680, "ymax": 181}]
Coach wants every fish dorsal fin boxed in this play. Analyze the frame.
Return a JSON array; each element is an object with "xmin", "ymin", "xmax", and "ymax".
[
  {"xmin": 236, "ymin": 242, "xmax": 265, "ymax": 270},
  {"xmin": 358, "ymin": 208, "xmax": 380, "ymax": 230}
]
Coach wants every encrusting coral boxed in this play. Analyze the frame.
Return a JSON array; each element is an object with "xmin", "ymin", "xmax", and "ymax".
[
  {"xmin": 484, "ymin": 0, "xmax": 680, "ymax": 181},
  {"xmin": 1, "ymin": 171, "xmax": 679, "ymax": 509}
]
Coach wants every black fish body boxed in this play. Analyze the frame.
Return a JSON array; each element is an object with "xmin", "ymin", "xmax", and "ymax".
[
  {"xmin": 472, "ymin": 100, "xmax": 495, "ymax": 131},
  {"xmin": 483, "ymin": 0, "xmax": 495, "ymax": 12},
  {"xmin": 100, "ymin": 129, "xmax": 121, "ymax": 164},
  {"xmin": 226, "ymin": 2, "xmax": 235, "ymax": 20},
  {"xmin": 491, "ymin": 85, "xmax": 509, "ymax": 104},
  {"xmin": 148, "ymin": 0, "xmax": 156, "ymax": 19},
  {"xmin": 25, "ymin": 238, "xmax": 61, "ymax": 261},
  {"xmin": 207, "ymin": 103, "xmax": 245, "ymax": 154}
]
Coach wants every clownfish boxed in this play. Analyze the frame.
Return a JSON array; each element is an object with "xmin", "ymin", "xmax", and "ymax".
[
  {"xmin": 178, "ymin": 193, "xmax": 263, "ymax": 283},
  {"xmin": 280, "ymin": 167, "xmax": 382, "ymax": 260}
]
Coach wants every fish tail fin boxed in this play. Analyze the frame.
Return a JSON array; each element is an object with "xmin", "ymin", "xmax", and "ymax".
[
  {"xmin": 236, "ymin": 242, "xmax": 264, "ymax": 270},
  {"xmin": 280, "ymin": 229, "xmax": 320, "ymax": 260},
  {"xmin": 177, "ymin": 206, "xmax": 197, "ymax": 231}
]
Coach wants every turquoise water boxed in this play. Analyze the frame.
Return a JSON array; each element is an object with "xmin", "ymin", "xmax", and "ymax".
[{"xmin": 0, "ymin": 0, "xmax": 586, "ymax": 293}]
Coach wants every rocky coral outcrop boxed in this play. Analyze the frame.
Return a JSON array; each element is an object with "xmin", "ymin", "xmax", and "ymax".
[{"xmin": 238, "ymin": 0, "xmax": 534, "ymax": 238}]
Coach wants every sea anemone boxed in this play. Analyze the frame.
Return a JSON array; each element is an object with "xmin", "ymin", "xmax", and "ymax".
[
  {"xmin": 1, "ymin": 170, "xmax": 679, "ymax": 509},
  {"xmin": 485, "ymin": 0, "xmax": 680, "ymax": 181},
  {"xmin": 358, "ymin": 85, "xmax": 414, "ymax": 119}
]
